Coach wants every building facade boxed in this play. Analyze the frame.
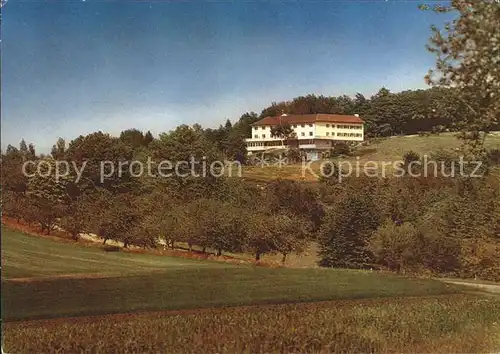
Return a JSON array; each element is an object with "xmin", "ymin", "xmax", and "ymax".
[{"xmin": 245, "ymin": 114, "xmax": 364, "ymax": 160}]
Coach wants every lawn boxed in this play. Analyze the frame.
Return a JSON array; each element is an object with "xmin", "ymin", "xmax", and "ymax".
[
  {"xmin": 2, "ymin": 267, "xmax": 461, "ymax": 321},
  {"xmin": 1, "ymin": 227, "xmax": 232, "ymax": 279},
  {"xmin": 3, "ymin": 227, "xmax": 499, "ymax": 353},
  {"xmin": 4, "ymin": 294, "xmax": 500, "ymax": 353},
  {"xmin": 2, "ymin": 227, "xmax": 460, "ymax": 321}
]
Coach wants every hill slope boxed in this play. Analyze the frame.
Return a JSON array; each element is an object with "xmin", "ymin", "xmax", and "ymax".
[
  {"xmin": 2, "ymin": 227, "xmax": 459, "ymax": 321},
  {"xmin": 1, "ymin": 227, "xmax": 231, "ymax": 280}
]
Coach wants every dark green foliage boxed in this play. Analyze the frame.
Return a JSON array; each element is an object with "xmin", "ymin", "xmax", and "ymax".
[
  {"xmin": 319, "ymin": 193, "xmax": 381, "ymax": 268},
  {"xmin": 331, "ymin": 141, "xmax": 351, "ymax": 157},
  {"xmin": 398, "ymin": 151, "xmax": 422, "ymax": 176},
  {"xmin": 266, "ymin": 179, "xmax": 324, "ymax": 231},
  {"xmin": 65, "ymin": 131, "xmax": 135, "ymax": 192},
  {"xmin": 119, "ymin": 129, "xmax": 152, "ymax": 151}
]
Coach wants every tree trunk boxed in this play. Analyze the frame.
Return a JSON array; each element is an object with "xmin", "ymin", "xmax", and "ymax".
[
  {"xmin": 124, "ymin": 241, "xmax": 129, "ymax": 249},
  {"xmin": 188, "ymin": 242, "xmax": 193, "ymax": 252},
  {"xmin": 202, "ymin": 246, "xmax": 207, "ymax": 253},
  {"xmin": 103, "ymin": 238, "xmax": 107, "ymax": 245},
  {"xmin": 216, "ymin": 248, "xmax": 222, "ymax": 257},
  {"xmin": 282, "ymin": 253, "xmax": 287, "ymax": 264},
  {"xmin": 170, "ymin": 240, "xmax": 175, "ymax": 250},
  {"xmin": 255, "ymin": 251, "xmax": 261, "ymax": 261}
]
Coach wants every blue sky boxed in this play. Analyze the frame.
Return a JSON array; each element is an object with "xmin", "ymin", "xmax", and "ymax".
[{"xmin": 2, "ymin": 1, "xmax": 450, "ymax": 152}]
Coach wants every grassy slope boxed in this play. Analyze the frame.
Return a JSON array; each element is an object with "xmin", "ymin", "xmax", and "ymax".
[
  {"xmin": 240, "ymin": 133, "xmax": 500, "ymax": 181},
  {"xmin": 2, "ymin": 228, "xmax": 459, "ymax": 321},
  {"xmin": 4, "ymin": 294, "xmax": 500, "ymax": 353},
  {"xmin": 357, "ymin": 132, "xmax": 500, "ymax": 162},
  {"xmin": 1, "ymin": 227, "xmax": 232, "ymax": 279},
  {"xmin": 3, "ymin": 267, "xmax": 460, "ymax": 321}
]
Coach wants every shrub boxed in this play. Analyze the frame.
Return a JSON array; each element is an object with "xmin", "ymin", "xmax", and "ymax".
[
  {"xmin": 103, "ymin": 245, "xmax": 121, "ymax": 252},
  {"xmin": 331, "ymin": 142, "xmax": 350, "ymax": 157},
  {"xmin": 368, "ymin": 221, "xmax": 422, "ymax": 272},
  {"xmin": 318, "ymin": 193, "xmax": 381, "ymax": 268}
]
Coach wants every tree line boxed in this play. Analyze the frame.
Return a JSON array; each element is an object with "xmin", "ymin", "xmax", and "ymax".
[
  {"xmin": 2, "ymin": 132, "xmax": 499, "ymax": 279},
  {"xmin": 1, "ymin": 0, "xmax": 499, "ymax": 278}
]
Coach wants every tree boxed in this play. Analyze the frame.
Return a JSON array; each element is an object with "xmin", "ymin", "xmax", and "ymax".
[
  {"xmin": 59, "ymin": 195, "xmax": 92, "ymax": 241},
  {"xmin": 51, "ymin": 138, "xmax": 66, "ymax": 160},
  {"xmin": 266, "ymin": 179, "xmax": 324, "ymax": 231},
  {"xmin": 234, "ymin": 112, "xmax": 260, "ymax": 137},
  {"xmin": 1, "ymin": 144, "xmax": 28, "ymax": 194},
  {"xmin": 246, "ymin": 213, "xmax": 279, "ymax": 261},
  {"xmin": 19, "ymin": 139, "xmax": 28, "ymax": 156},
  {"xmin": 330, "ymin": 141, "xmax": 350, "ymax": 157},
  {"xmin": 318, "ymin": 192, "xmax": 381, "ymax": 268},
  {"xmin": 270, "ymin": 122, "xmax": 296, "ymax": 148},
  {"xmin": 397, "ymin": 151, "xmax": 422, "ymax": 176},
  {"xmin": 28, "ymin": 143, "xmax": 36, "ymax": 160},
  {"xmin": 224, "ymin": 131, "xmax": 247, "ymax": 163},
  {"xmin": 422, "ymin": 1, "xmax": 500, "ymax": 155},
  {"xmin": 368, "ymin": 221, "xmax": 422, "ymax": 272},
  {"xmin": 119, "ymin": 129, "xmax": 147, "ymax": 150},
  {"xmin": 2, "ymin": 191, "xmax": 32, "ymax": 222},
  {"xmin": 91, "ymin": 192, "xmax": 140, "ymax": 247},
  {"xmin": 143, "ymin": 130, "xmax": 154, "ymax": 146},
  {"xmin": 26, "ymin": 158, "xmax": 69, "ymax": 234},
  {"xmin": 150, "ymin": 125, "xmax": 223, "ymax": 201},
  {"xmin": 187, "ymin": 198, "xmax": 247, "ymax": 256},
  {"xmin": 65, "ymin": 132, "xmax": 134, "ymax": 192},
  {"xmin": 272, "ymin": 214, "xmax": 310, "ymax": 264}
]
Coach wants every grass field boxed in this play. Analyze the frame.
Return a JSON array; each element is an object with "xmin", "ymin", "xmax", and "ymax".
[
  {"xmin": 3, "ymin": 226, "xmax": 500, "ymax": 353},
  {"xmin": 4, "ymin": 294, "xmax": 500, "ymax": 353},
  {"xmin": 2, "ymin": 227, "xmax": 460, "ymax": 321},
  {"xmin": 1, "ymin": 227, "xmax": 233, "ymax": 279},
  {"xmin": 240, "ymin": 133, "xmax": 500, "ymax": 181}
]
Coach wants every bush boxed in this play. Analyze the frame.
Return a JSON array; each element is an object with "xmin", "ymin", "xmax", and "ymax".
[
  {"xmin": 318, "ymin": 193, "xmax": 381, "ymax": 268},
  {"xmin": 331, "ymin": 142, "xmax": 351, "ymax": 157},
  {"xmin": 486, "ymin": 148, "xmax": 500, "ymax": 165},
  {"xmin": 103, "ymin": 245, "xmax": 121, "ymax": 252},
  {"xmin": 368, "ymin": 221, "xmax": 421, "ymax": 272}
]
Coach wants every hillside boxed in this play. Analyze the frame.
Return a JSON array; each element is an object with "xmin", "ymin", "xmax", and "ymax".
[
  {"xmin": 240, "ymin": 133, "xmax": 500, "ymax": 182},
  {"xmin": 2, "ymin": 227, "xmax": 459, "ymax": 321},
  {"xmin": 1, "ymin": 227, "xmax": 232, "ymax": 280}
]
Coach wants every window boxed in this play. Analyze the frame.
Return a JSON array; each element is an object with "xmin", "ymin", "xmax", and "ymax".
[
  {"xmin": 254, "ymin": 135, "xmax": 258, "ymax": 138},
  {"xmin": 326, "ymin": 124, "xmax": 330, "ymax": 128},
  {"xmin": 301, "ymin": 132, "xmax": 305, "ymax": 136},
  {"xmin": 309, "ymin": 132, "xmax": 313, "ymax": 136},
  {"xmin": 301, "ymin": 124, "xmax": 305, "ymax": 128},
  {"xmin": 261, "ymin": 126, "xmax": 265, "ymax": 130},
  {"xmin": 326, "ymin": 132, "xmax": 330, "ymax": 136},
  {"xmin": 262, "ymin": 134, "xmax": 266, "ymax": 138},
  {"xmin": 308, "ymin": 124, "xmax": 313, "ymax": 127},
  {"xmin": 331, "ymin": 125, "xmax": 336, "ymax": 129},
  {"xmin": 293, "ymin": 124, "xmax": 297, "ymax": 128}
]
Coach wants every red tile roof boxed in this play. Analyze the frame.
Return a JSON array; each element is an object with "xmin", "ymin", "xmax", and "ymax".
[{"xmin": 252, "ymin": 114, "xmax": 364, "ymax": 126}]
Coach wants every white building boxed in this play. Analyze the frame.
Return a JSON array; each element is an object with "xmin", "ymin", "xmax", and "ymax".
[{"xmin": 245, "ymin": 114, "xmax": 364, "ymax": 160}]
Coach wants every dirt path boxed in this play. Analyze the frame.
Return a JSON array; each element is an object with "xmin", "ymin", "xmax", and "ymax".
[{"xmin": 439, "ymin": 279, "xmax": 500, "ymax": 294}]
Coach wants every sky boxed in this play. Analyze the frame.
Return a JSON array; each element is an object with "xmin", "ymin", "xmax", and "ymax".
[{"xmin": 2, "ymin": 0, "xmax": 452, "ymax": 153}]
